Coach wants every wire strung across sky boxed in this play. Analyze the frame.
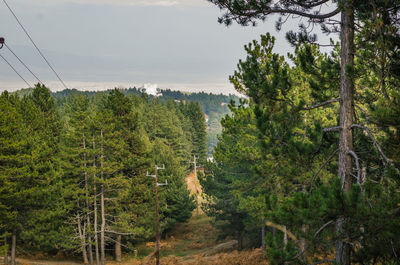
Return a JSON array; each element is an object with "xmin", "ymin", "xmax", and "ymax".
[
  {"xmin": 0, "ymin": 52, "xmax": 32, "ymax": 88},
  {"xmin": 4, "ymin": 43, "xmax": 43, "ymax": 85},
  {"xmin": 3, "ymin": 0, "xmax": 68, "ymax": 90}
]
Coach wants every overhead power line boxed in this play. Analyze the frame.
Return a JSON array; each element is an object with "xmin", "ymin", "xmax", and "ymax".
[
  {"xmin": 0, "ymin": 53, "xmax": 32, "ymax": 88},
  {"xmin": 3, "ymin": 0, "xmax": 68, "ymax": 89},
  {"xmin": 5, "ymin": 43, "xmax": 43, "ymax": 85}
]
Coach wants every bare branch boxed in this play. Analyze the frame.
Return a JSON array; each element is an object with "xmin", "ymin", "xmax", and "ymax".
[
  {"xmin": 303, "ymin": 98, "xmax": 339, "ymax": 110},
  {"xmin": 105, "ymin": 230, "xmax": 135, "ymax": 236},
  {"xmin": 103, "ymin": 236, "xmax": 132, "ymax": 250},
  {"xmin": 351, "ymin": 124, "xmax": 392, "ymax": 165},
  {"xmin": 265, "ymin": 221, "xmax": 297, "ymax": 242},
  {"xmin": 323, "ymin": 126, "xmax": 341, "ymax": 133},
  {"xmin": 310, "ymin": 149, "xmax": 338, "ymax": 189},
  {"xmin": 346, "ymin": 150, "xmax": 361, "ymax": 185},
  {"xmin": 314, "ymin": 220, "xmax": 334, "ymax": 237}
]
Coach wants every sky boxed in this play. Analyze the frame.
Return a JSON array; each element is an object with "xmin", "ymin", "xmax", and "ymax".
[{"xmin": 0, "ymin": 0, "xmax": 336, "ymax": 95}]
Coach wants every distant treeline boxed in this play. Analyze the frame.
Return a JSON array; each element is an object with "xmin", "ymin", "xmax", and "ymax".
[{"xmin": 51, "ymin": 87, "xmax": 240, "ymax": 155}]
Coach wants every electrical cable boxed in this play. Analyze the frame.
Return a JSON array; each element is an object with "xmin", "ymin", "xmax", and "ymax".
[
  {"xmin": 0, "ymin": 53, "xmax": 32, "ymax": 88},
  {"xmin": 3, "ymin": 0, "xmax": 68, "ymax": 89},
  {"xmin": 5, "ymin": 43, "xmax": 43, "ymax": 85}
]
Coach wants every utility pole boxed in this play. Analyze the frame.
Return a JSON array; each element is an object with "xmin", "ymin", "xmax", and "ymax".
[{"xmin": 147, "ymin": 165, "xmax": 167, "ymax": 265}]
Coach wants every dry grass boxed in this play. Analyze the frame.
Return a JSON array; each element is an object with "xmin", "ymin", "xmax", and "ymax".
[
  {"xmin": 186, "ymin": 170, "xmax": 204, "ymax": 215},
  {"xmin": 184, "ymin": 249, "xmax": 269, "ymax": 265},
  {"xmin": 119, "ymin": 248, "xmax": 268, "ymax": 265}
]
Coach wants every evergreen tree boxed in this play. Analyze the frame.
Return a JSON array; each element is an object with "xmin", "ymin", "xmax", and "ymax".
[{"xmin": 202, "ymin": 101, "xmax": 262, "ymax": 250}]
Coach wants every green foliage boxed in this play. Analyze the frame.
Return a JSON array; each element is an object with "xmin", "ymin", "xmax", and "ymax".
[
  {"xmin": 201, "ymin": 101, "xmax": 261, "ymax": 249},
  {"xmin": 0, "ymin": 86, "xmax": 205, "ymax": 258},
  {"xmin": 203, "ymin": 26, "xmax": 400, "ymax": 264}
]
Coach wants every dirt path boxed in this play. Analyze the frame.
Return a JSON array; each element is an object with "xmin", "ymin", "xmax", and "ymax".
[{"xmin": 186, "ymin": 169, "xmax": 204, "ymax": 215}]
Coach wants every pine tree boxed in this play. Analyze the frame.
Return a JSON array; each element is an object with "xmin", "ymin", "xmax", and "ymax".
[{"xmin": 201, "ymin": 101, "xmax": 262, "ymax": 250}]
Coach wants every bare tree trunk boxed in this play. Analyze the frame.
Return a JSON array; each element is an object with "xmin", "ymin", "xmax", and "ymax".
[
  {"xmin": 336, "ymin": 1, "xmax": 355, "ymax": 264},
  {"xmin": 93, "ymin": 136, "xmax": 100, "ymax": 265},
  {"xmin": 84, "ymin": 136, "xmax": 94, "ymax": 265},
  {"xmin": 300, "ymin": 225, "xmax": 306, "ymax": 258},
  {"xmin": 4, "ymin": 234, "xmax": 8, "ymax": 265},
  {"xmin": 94, "ymin": 186, "xmax": 100, "ymax": 265},
  {"xmin": 100, "ymin": 129, "xmax": 106, "ymax": 265},
  {"xmin": 115, "ymin": 235, "xmax": 122, "ymax": 262},
  {"xmin": 10, "ymin": 230, "xmax": 16, "ymax": 265},
  {"xmin": 77, "ymin": 213, "xmax": 89, "ymax": 264},
  {"xmin": 86, "ymin": 219, "xmax": 94, "ymax": 264}
]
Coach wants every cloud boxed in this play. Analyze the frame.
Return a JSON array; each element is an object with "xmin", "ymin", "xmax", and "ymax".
[{"xmin": 25, "ymin": 0, "xmax": 209, "ymax": 7}]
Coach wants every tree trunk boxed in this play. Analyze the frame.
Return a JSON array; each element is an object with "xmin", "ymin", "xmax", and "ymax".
[
  {"xmin": 84, "ymin": 136, "xmax": 94, "ymax": 265},
  {"xmin": 300, "ymin": 186, "xmax": 307, "ymax": 259},
  {"xmin": 115, "ymin": 235, "xmax": 122, "ymax": 262},
  {"xmin": 261, "ymin": 225, "xmax": 266, "ymax": 258},
  {"xmin": 336, "ymin": 1, "xmax": 355, "ymax": 264},
  {"xmin": 4, "ymin": 234, "xmax": 8, "ymax": 265},
  {"xmin": 100, "ymin": 129, "xmax": 106, "ymax": 265},
  {"xmin": 300, "ymin": 225, "xmax": 306, "ymax": 259},
  {"xmin": 10, "ymin": 230, "xmax": 16, "ymax": 265},
  {"xmin": 94, "ymin": 186, "xmax": 100, "ymax": 265},
  {"xmin": 93, "ymin": 136, "xmax": 100, "ymax": 265},
  {"xmin": 237, "ymin": 231, "xmax": 243, "ymax": 251},
  {"xmin": 78, "ymin": 213, "xmax": 89, "ymax": 264}
]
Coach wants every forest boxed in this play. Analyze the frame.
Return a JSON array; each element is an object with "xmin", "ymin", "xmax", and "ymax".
[
  {"xmin": 1, "ymin": 0, "xmax": 400, "ymax": 265},
  {"xmin": 0, "ymin": 86, "xmax": 207, "ymax": 264}
]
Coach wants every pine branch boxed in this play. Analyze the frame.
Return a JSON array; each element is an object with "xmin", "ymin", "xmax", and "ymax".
[
  {"xmin": 221, "ymin": 2, "xmax": 341, "ymax": 21},
  {"xmin": 293, "ymin": 0, "xmax": 331, "ymax": 9}
]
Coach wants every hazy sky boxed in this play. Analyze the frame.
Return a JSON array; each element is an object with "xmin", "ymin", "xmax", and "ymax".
[{"xmin": 0, "ymin": 0, "xmax": 335, "ymax": 94}]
